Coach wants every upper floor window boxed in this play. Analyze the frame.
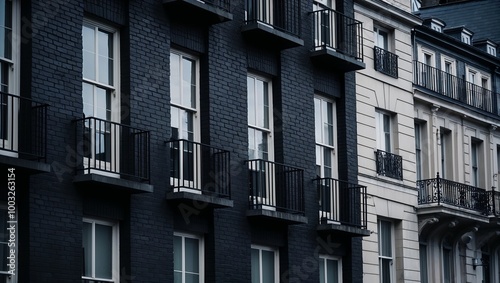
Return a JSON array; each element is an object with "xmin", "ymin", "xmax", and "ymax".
[
  {"xmin": 82, "ymin": 218, "xmax": 119, "ymax": 282},
  {"xmin": 471, "ymin": 139, "xmax": 482, "ymax": 187},
  {"xmin": 82, "ymin": 20, "xmax": 120, "ymax": 173},
  {"xmin": 430, "ymin": 23, "xmax": 442, "ymax": 32},
  {"xmin": 251, "ymin": 245, "xmax": 279, "ymax": 283},
  {"xmin": 376, "ymin": 110, "xmax": 392, "ymax": 153},
  {"xmin": 174, "ymin": 232, "xmax": 204, "ymax": 283},
  {"xmin": 378, "ymin": 219, "xmax": 394, "ymax": 283},
  {"xmin": 442, "ymin": 237, "xmax": 453, "ymax": 283},
  {"xmin": 248, "ymin": 74, "xmax": 273, "ymax": 161},
  {"xmin": 415, "ymin": 123, "xmax": 422, "ymax": 180},
  {"xmin": 461, "ymin": 33, "xmax": 471, "ymax": 45},
  {"xmin": 374, "ymin": 26, "xmax": 398, "ymax": 78},
  {"xmin": 419, "ymin": 243, "xmax": 428, "ymax": 283},
  {"xmin": 487, "ymin": 44, "xmax": 497, "ymax": 56},
  {"xmin": 0, "ymin": 0, "xmax": 17, "ymax": 94},
  {"xmin": 439, "ymin": 128, "xmax": 452, "ymax": 179},
  {"xmin": 319, "ymin": 255, "xmax": 342, "ymax": 283},
  {"xmin": 315, "ymin": 96, "xmax": 337, "ymax": 178}
]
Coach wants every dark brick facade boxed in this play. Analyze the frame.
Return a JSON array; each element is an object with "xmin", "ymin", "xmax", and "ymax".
[{"xmin": 12, "ymin": 0, "xmax": 363, "ymax": 282}]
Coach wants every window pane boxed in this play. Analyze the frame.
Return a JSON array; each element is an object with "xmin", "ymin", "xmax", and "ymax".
[
  {"xmin": 170, "ymin": 53, "xmax": 181, "ymax": 105},
  {"xmin": 95, "ymin": 224, "xmax": 113, "ymax": 279},
  {"xmin": 185, "ymin": 237, "xmax": 199, "ymax": 274},
  {"xmin": 379, "ymin": 220, "xmax": 392, "ymax": 257},
  {"xmin": 256, "ymin": 130, "xmax": 268, "ymax": 160},
  {"xmin": 82, "ymin": 83, "xmax": 94, "ymax": 117},
  {"xmin": 419, "ymin": 244, "xmax": 428, "ymax": 283},
  {"xmin": 97, "ymin": 29, "xmax": 113, "ymax": 85},
  {"xmin": 248, "ymin": 77, "xmax": 256, "ymax": 126},
  {"xmin": 319, "ymin": 258, "xmax": 325, "ymax": 283},
  {"xmin": 262, "ymin": 250, "xmax": 275, "ymax": 283},
  {"xmin": 323, "ymin": 101, "xmax": 333, "ymax": 146},
  {"xmin": 95, "ymin": 87, "xmax": 111, "ymax": 120},
  {"xmin": 314, "ymin": 98, "xmax": 321, "ymax": 143},
  {"xmin": 381, "ymin": 258, "xmax": 391, "ymax": 283},
  {"xmin": 82, "ymin": 222, "xmax": 93, "ymax": 277},
  {"xmin": 174, "ymin": 236, "xmax": 182, "ymax": 271},
  {"xmin": 182, "ymin": 57, "xmax": 196, "ymax": 108},
  {"xmin": 326, "ymin": 259, "xmax": 339, "ymax": 283},
  {"xmin": 82, "ymin": 25, "xmax": 96, "ymax": 81},
  {"xmin": 174, "ymin": 271, "xmax": 182, "ymax": 283},
  {"xmin": 0, "ymin": 0, "xmax": 12, "ymax": 60},
  {"xmin": 251, "ymin": 249, "xmax": 260, "ymax": 283},
  {"xmin": 185, "ymin": 273, "xmax": 200, "ymax": 283},
  {"xmin": 0, "ymin": 61, "xmax": 8, "ymax": 92}
]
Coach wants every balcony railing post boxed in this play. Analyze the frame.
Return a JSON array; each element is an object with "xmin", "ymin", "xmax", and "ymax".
[{"xmin": 436, "ymin": 172, "xmax": 441, "ymax": 205}]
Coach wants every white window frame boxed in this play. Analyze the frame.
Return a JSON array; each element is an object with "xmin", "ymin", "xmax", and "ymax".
[
  {"xmin": 373, "ymin": 26, "xmax": 390, "ymax": 51},
  {"xmin": 82, "ymin": 19, "xmax": 121, "ymax": 176},
  {"xmin": 461, "ymin": 33, "xmax": 471, "ymax": 45},
  {"xmin": 315, "ymin": 95, "xmax": 337, "ymax": 179},
  {"xmin": 0, "ymin": 0, "xmax": 20, "ymax": 158},
  {"xmin": 251, "ymin": 245, "xmax": 279, "ymax": 283},
  {"xmin": 82, "ymin": 218, "xmax": 119, "ymax": 283},
  {"xmin": 378, "ymin": 219, "xmax": 395, "ymax": 283},
  {"xmin": 487, "ymin": 44, "xmax": 497, "ymax": 56},
  {"xmin": 169, "ymin": 50, "xmax": 201, "ymax": 192},
  {"xmin": 319, "ymin": 254, "xmax": 342, "ymax": 283},
  {"xmin": 174, "ymin": 232, "xmax": 204, "ymax": 283},
  {"xmin": 430, "ymin": 23, "xmax": 442, "ymax": 32},
  {"xmin": 376, "ymin": 110, "xmax": 392, "ymax": 153}
]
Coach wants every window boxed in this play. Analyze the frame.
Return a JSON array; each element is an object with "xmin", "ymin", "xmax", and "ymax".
[
  {"xmin": 174, "ymin": 233, "xmax": 204, "ymax": 283},
  {"xmin": 376, "ymin": 111, "xmax": 391, "ymax": 153},
  {"xmin": 419, "ymin": 244, "xmax": 428, "ymax": 283},
  {"xmin": 0, "ymin": 0, "xmax": 19, "ymax": 155},
  {"xmin": 378, "ymin": 220, "xmax": 394, "ymax": 283},
  {"xmin": 471, "ymin": 139, "xmax": 482, "ymax": 187},
  {"xmin": 461, "ymin": 33, "xmax": 471, "ymax": 45},
  {"xmin": 315, "ymin": 96, "xmax": 337, "ymax": 178},
  {"xmin": 313, "ymin": 0, "xmax": 336, "ymax": 49},
  {"xmin": 415, "ymin": 123, "xmax": 422, "ymax": 180},
  {"xmin": 374, "ymin": 26, "xmax": 398, "ymax": 77},
  {"xmin": 430, "ymin": 23, "xmax": 442, "ymax": 32},
  {"xmin": 248, "ymin": 74, "xmax": 273, "ymax": 161},
  {"xmin": 82, "ymin": 218, "xmax": 119, "ymax": 282},
  {"xmin": 82, "ymin": 20, "xmax": 119, "ymax": 172},
  {"xmin": 169, "ymin": 50, "xmax": 200, "ymax": 189},
  {"xmin": 439, "ymin": 128, "xmax": 451, "ymax": 179},
  {"xmin": 251, "ymin": 245, "xmax": 279, "ymax": 283},
  {"xmin": 319, "ymin": 255, "xmax": 342, "ymax": 283},
  {"xmin": 487, "ymin": 44, "xmax": 497, "ymax": 56},
  {"xmin": 441, "ymin": 57, "xmax": 456, "ymax": 98},
  {"xmin": 411, "ymin": 0, "xmax": 421, "ymax": 12},
  {"xmin": 442, "ymin": 237, "xmax": 453, "ymax": 283}
]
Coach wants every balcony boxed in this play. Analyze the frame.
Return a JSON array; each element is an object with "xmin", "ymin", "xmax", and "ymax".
[
  {"xmin": 242, "ymin": 0, "xmax": 304, "ymax": 50},
  {"xmin": 163, "ymin": 0, "xmax": 232, "ymax": 24},
  {"xmin": 374, "ymin": 46, "xmax": 398, "ymax": 78},
  {"xmin": 315, "ymin": 178, "xmax": 370, "ymax": 236},
  {"xmin": 73, "ymin": 117, "xmax": 152, "ymax": 193},
  {"xmin": 0, "ymin": 92, "xmax": 50, "ymax": 174},
  {"xmin": 310, "ymin": 9, "xmax": 365, "ymax": 72},
  {"xmin": 414, "ymin": 61, "xmax": 497, "ymax": 114},
  {"xmin": 375, "ymin": 149, "xmax": 403, "ymax": 180},
  {"xmin": 417, "ymin": 174, "xmax": 491, "ymax": 223},
  {"xmin": 165, "ymin": 139, "xmax": 232, "ymax": 209},
  {"xmin": 246, "ymin": 159, "xmax": 307, "ymax": 224}
]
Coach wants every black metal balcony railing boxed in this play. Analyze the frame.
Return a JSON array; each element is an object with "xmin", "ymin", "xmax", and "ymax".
[
  {"xmin": 417, "ymin": 173, "xmax": 489, "ymax": 214},
  {"xmin": 74, "ymin": 117, "xmax": 150, "ymax": 182},
  {"xmin": 201, "ymin": 0, "xmax": 230, "ymax": 12},
  {"xmin": 245, "ymin": 0, "xmax": 301, "ymax": 37},
  {"xmin": 315, "ymin": 178, "xmax": 367, "ymax": 229},
  {"xmin": 374, "ymin": 46, "xmax": 399, "ymax": 78},
  {"xmin": 167, "ymin": 139, "xmax": 231, "ymax": 198},
  {"xmin": 312, "ymin": 9, "xmax": 363, "ymax": 61},
  {"xmin": 488, "ymin": 190, "xmax": 500, "ymax": 216},
  {"xmin": 246, "ymin": 159, "xmax": 304, "ymax": 214},
  {"xmin": 376, "ymin": 150, "xmax": 403, "ymax": 180},
  {"xmin": 414, "ymin": 61, "xmax": 495, "ymax": 113},
  {"xmin": 0, "ymin": 91, "xmax": 48, "ymax": 160}
]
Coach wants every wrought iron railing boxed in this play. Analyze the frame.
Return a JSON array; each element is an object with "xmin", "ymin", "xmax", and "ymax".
[
  {"xmin": 166, "ymin": 139, "xmax": 230, "ymax": 198},
  {"xmin": 488, "ymin": 190, "xmax": 500, "ymax": 216},
  {"xmin": 315, "ymin": 178, "xmax": 367, "ymax": 229},
  {"xmin": 0, "ymin": 91, "xmax": 48, "ymax": 160},
  {"xmin": 417, "ymin": 173, "xmax": 489, "ymax": 214},
  {"xmin": 202, "ymin": 0, "xmax": 230, "ymax": 12},
  {"xmin": 375, "ymin": 150, "xmax": 403, "ymax": 180},
  {"xmin": 246, "ymin": 159, "xmax": 304, "ymax": 214},
  {"xmin": 374, "ymin": 46, "xmax": 398, "ymax": 78},
  {"xmin": 245, "ymin": 0, "xmax": 301, "ymax": 37},
  {"xmin": 414, "ymin": 61, "xmax": 496, "ymax": 113},
  {"xmin": 74, "ymin": 117, "xmax": 150, "ymax": 182},
  {"xmin": 311, "ymin": 9, "xmax": 363, "ymax": 61}
]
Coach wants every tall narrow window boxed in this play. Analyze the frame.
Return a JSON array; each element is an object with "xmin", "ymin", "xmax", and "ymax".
[
  {"xmin": 251, "ymin": 245, "xmax": 279, "ymax": 283},
  {"xmin": 169, "ymin": 51, "xmax": 199, "ymax": 189},
  {"xmin": 313, "ymin": 0, "xmax": 335, "ymax": 49},
  {"xmin": 376, "ymin": 111, "xmax": 391, "ymax": 153},
  {"xmin": 82, "ymin": 219, "xmax": 119, "ymax": 282},
  {"xmin": 248, "ymin": 74, "xmax": 273, "ymax": 161},
  {"xmin": 174, "ymin": 233, "xmax": 204, "ymax": 283},
  {"xmin": 82, "ymin": 20, "xmax": 119, "ymax": 172},
  {"xmin": 0, "ymin": 0, "xmax": 19, "ymax": 154},
  {"xmin": 374, "ymin": 27, "xmax": 388, "ymax": 50},
  {"xmin": 471, "ymin": 140, "xmax": 480, "ymax": 187},
  {"xmin": 315, "ymin": 96, "xmax": 336, "ymax": 178},
  {"xmin": 378, "ymin": 219, "xmax": 394, "ymax": 283},
  {"xmin": 319, "ymin": 255, "xmax": 342, "ymax": 283},
  {"xmin": 442, "ymin": 238, "xmax": 453, "ymax": 283},
  {"xmin": 415, "ymin": 123, "xmax": 422, "ymax": 180},
  {"xmin": 419, "ymin": 244, "xmax": 428, "ymax": 283},
  {"xmin": 439, "ymin": 128, "xmax": 451, "ymax": 179}
]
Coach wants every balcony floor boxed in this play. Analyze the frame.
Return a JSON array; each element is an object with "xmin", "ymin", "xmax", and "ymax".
[
  {"xmin": 166, "ymin": 191, "xmax": 233, "ymax": 209},
  {"xmin": 0, "ymin": 155, "xmax": 50, "ymax": 174},
  {"xmin": 247, "ymin": 208, "xmax": 307, "ymax": 224},
  {"xmin": 74, "ymin": 173, "xmax": 153, "ymax": 194}
]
